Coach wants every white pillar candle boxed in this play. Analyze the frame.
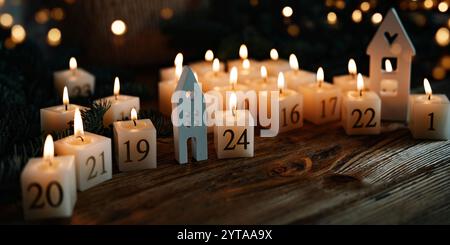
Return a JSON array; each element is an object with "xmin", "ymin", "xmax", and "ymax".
[
  {"xmin": 54, "ymin": 108, "xmax": 112, "ymax": 191},
  {"xmin": 245, "ymin": 66, "xmax": 277, "ymax": 92},
  {"xmin": 201, "ymin": 58, "xmax": 229, "ymax": 91},
  {"xmin": 260, "ymin": 49, "xmax": 290, "ymax": 76},
  {"xmin": 284, "ymin": 54, "xmax": 316, "ymax": 91},
  {"xmin": 333, "ymin": 59, "xmax": 370, "ymax": 92},
  {"xmin": 113, "ymin": 108, "xmax": 157, "ymax": 171},
  {"xmin": 214, "ymin": 93, "xmax": 255, "ymax": 159},
  {"xmin": 21, "ymin": 135, "xmax": 77, "ymax": 220},
  {"xmin": 160, "ymin": 53, "xmax": 183, "ymax": 81},
  {"xmin": 40, "ymin": 86, "xmax": 85, "ymax": 133},
  {"xmin": 409, "ymin": 79, "xmax": 450, "ymax": 140},
  {"xmin": 298, "ymin": 67, "xmax": 342, "ymax": 124},
  {"xmin": 341, "ymin": 74, "xmax": 381, "ymax": 135},
  {"xmin": 190, "ymin": 50, "xmax": 225, "ymax": 76},
  {"xmin": 54, "ymin": 57, "xmax": 95, "ymax": 97},
  {"xmin": 227, "ymin": 44, "xmax": 260, "ymax": 83},
  {"xmin": 95, "ymin": 77, "xmax": 140, "ymax": 127}
]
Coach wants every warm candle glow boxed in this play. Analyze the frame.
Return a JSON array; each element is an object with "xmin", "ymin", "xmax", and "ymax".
[
  {"xmin": 371, "ymin": 13, "xmax": 383, "ymax": 24},
  {"xmin": 131, "ymin": 108, "xmax": 138, "ymax": 121},
  {"xmin": 317, "ymin": 67, "xmax": 324, "ymax": 88},
  {"xmin": 357, "ymin": 73, "xmax": 364, "ymax": 96},
  {"xmin": 47, "ymin": 27, "xmax": 61, "ymax": 46},
  {"xmin": 424, "ymin": 78, "xmax": 432, "ymax": 100},
  {"xmin": 175, "ymin": 64, "xmax": 182, "ymax": 80},
  {"xmin": 114, "ymin": 77, "xmax": 120, "ymax": 98},
  {"xmin": 212, "ymin": 58, "xmax": 220, "ymax": 73},
  {"xmin": 270, "ymin": 49, "xmax": 279, "ymax": 60},
  {"xmin": 43, "ymin": 134, "xmax": 54, "ymax": 164},
  {"xmin": 174, "ymin": 53, "xmax": 183, "ymax": 67},
  {"xmin": 229, "ymin": 92, "xmax": 237, "ymax": 114},
  {"xmin": 282, "ymin": 6, "xmax": 293, "ymax": 18},
  {"xmin": 74, "ymin": 107, "xmax": 84, "ymax": 139},
  {"xmin": 11, "ymin": 25, "xmax": 26, "ymax": 43},
  {"xmin": 385, "ymin": 59, "xmax": 393, "ymax": 72},
  {"xmin": 239, "ymin": 44, "xmax": 248, "ymax": 59},
  {"xmin": 242, "ymin": 58, "xmax": 250, "ymax": 70},
  {"xmin": 111, "ymin": 20, "xmax": 127, "ymax": 36},
  {"xmin": 205, "ymin": 50, "xmax": 214, "ymax": 62},
  {"xmin": 277, "ymin": 72, "xmax": 285, "ymax": 94},
  {"xmin": 260, "ymin": 65, "xmax": 268, "ymax": 79},
  {"xmin": 69, "ymin": 57, "xmax": 77, "ymax": 71},
  {"xmin": 289, "ymin": 54, "xmax": 299, "ymax": 71},
  {"xmin": 63, "ymin": 86, "xmax": 69, "ymax": 109},
  {"xmin": 230, "ymin": 66, "xmax": 238, "ymax": 89},
  {"xmin": 348, "ymin": 58, "xmax": 357, "ymax": 76}
]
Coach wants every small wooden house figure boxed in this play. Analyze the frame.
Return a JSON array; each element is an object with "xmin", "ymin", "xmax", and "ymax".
[
  {"xmin": 367, "ymin": 8, "xmax": 416, "ymax": 121},
  {"xmin": 172, "ymin": 66, "xmax": 208, "ymax": 164}
]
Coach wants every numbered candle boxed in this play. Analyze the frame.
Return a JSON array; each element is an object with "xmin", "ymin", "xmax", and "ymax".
[
  {"xmin": 95, "ymin": 77, "xmax": 140, "ymax": 127},
  {"xmin": 190, "ymin": 50, "xmax": 225, "ymax": 76},
  {"xmin": 160, "ymin": 53, "xmax": 183, "ymax": 81},
  {"xmin": 40, "ymin": 86, "xmax": 84, "ymax": 133},
  {"xmin": 113, "ymin": 108, "xmax": 157, "ymax": 171},
  {"xmin": 214, "ymin": 93, "xmax": 255, "ymax": 159},
  {"xmin": 284, "ymin": 54, "xmax": 316, "ymax": 91},
  {"xmin": 54, "ymin": 57, "xmax": 95, "ymax": 97},
  {"xmin": 260, "ymin": 49, "xmax": 290, "ymax": 76},
  {"xmin": 341, "ymin": 74, "xmax": 381, "ymax": 135},
  {"xmin": 298, "ymin": 67, "xmax": 342, "ymax": 124},
  {"xmin": 333, "ymin": 59, "xmax": 370, "ymax": 92},
  {"xmin": 409, "ymin": 79, "xmax": 450, "ymax": 140},
  {"xmin": 202, "ymin": 58, "xmax": 229, "ymax": 91},
  {"xmin": 55, "ymin": 108, "xmax": 112, "ymax": 191},
  {"xmin": 21, "ymin": 135, "xmax": 77, "ymax": 220}
]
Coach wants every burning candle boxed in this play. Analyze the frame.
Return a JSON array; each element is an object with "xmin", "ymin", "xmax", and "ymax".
[
  {"xmin": 284, "ymin": 54, "xmax": 316, "ymax": 91},
  {"xmin": 202, "ymin": 58, "xmax": 229, "ymax": 91},
  {"xmin": 260, "ymin": 48, "xmax": 290, "ymax": 77},
  {"xmin": 53, "ymin": 57, "xmax": 95, "ymax": 97},
  {"xmin": 160, "ymin": 53, "xmax": 183, "ymax": 81},
  {"xmin": 333, "ymin": 58, "xmax": 370, "ymax": 92},
  {"xmin": 227, "ymin": 44, "xmax": 260, "ymax": 82},
  {"xmin": 245, "ymin": 65, "xmax": 278, "ymax": 92},
  {"xmin": 190, "ymin": 50, "xmax": 225, "ymax": 76}
]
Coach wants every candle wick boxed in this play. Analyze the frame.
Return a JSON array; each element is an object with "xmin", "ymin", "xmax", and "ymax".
[
  {"xmin": 65, "ymin": 104, "xmax": 68, "ymax": 111},
  {"xmin": 359, "ymin": 89, "xmax": 363, "ymax": 97},
  {"xmin": 77, "ymin": 136, "xmax": 84, "ymax": 142},
  {"xmin": 115, "ymin": 95, "xmax": 118, "ymax": 100},
  {"xmin": 133, "ymin": 119, "xmax": 137, "ymax": 126},
  {"xmin": 428, "ymin": 94, "xmax": 431, "ymax": 100}
]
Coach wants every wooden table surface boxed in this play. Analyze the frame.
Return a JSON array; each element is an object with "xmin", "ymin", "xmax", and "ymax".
[{"xmin": 1, "ymin": 82, "xmax": 450, "ymax": 225}]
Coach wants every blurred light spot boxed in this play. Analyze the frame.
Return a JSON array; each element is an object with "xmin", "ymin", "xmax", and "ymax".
[
  {"xmin": 160, "ymin": 7, "xmax": 174, "ymax": 20},
  {"xmin": 371, "ymin": 13, "xmax": 383, "ymax": 24},
  {"xmin": 352, "ymin": 9, "xmax": 362, "ymax": 23},
  {"xmin": 448, "ymin": 18, "xmax": 450, "ymax": 28},
  {"xmin": 35, "ymin": 9, "xmax": 50, "ymax": 24},
  {"xmin": 409, "ymin": 1, "xmax": 419, "ymax": 10},
  {"xmin": 325, "ymin": 0, "xmax": 333, "ymax": 7},
  {"xmin": 111, "ymin": 20, "xmax": 127, "ymax": 36},
  {"xmin": 65, "ymin": 0, "xmax": 76, "ymax": 4},
  {"xmin": 51, "ymin": 8, "xmax": 65, "ymax": 21},
  {"xmin": 335, "ymin": 0, "xmax": 346, "ymax": 10},
  {"xmin": 327, "ymin": 12, "xmax": 337, "ymax": 25},
  {"xmin": 0, "ymin": 13, "xmax": 14, "ymax": 28},
  {"xmin": 424, "ymin": 0, "xmax": 434, "ymax": 9},
  {"xmin": 282, "ymin": 6, "xmax": 293, "ymax": 18},
  {"xmin": 4, "ymin": 37, "xmax": 15, "ymax": 49},
  {"xmin": 360, "ymin": 2, "xmax": 370, "ymax": 12},
  {"xmin": 0, "ymin": 0, "xmax": 5, "ymax": 7},
  {"xmin": 47, "ymin": 28, "xmax": 61, "ymax": 46},
  {"xmin": 287, "ymin": 24, "xmax": 300, "ymax": 37},
  {"xmin": 11, "ymin": 24, "xmax": 26, "ymax": 44},
  {"xmin": 438, "ymin": 2, "xmax": 448, "ymax": 12},
  {"xmin": 249, "ymin": 0, "xmax": 259, "ymax": 7},
  {"xmin": 440, "ymin": 55, "xmax": 450, "ymax": 69},
  {"xmin": 435, "ymin": 27, "xmax": 449, "ymax": 46},
  {"xmin": 432, "ymin": 66, "xmax": 446, "ymax": 80}
]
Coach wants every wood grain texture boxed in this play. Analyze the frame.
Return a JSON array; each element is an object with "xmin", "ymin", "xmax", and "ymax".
[{"xmin": 1, "ymin": 119, "xmax": 449, "ymax": 224}]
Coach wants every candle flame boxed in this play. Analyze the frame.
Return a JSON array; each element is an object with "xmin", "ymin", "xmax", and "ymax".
[
  {"xmin": 424, "ymin": 78, "xmax": 432, "ymax": 98},
  {"xmin": 212, "ymin": 58, "xmax": 220, "ymax": 73},
  {"xmin": 175, "ymin": 64, "xmax": 183, "ymax": 80},
  {"xmin": 385, "ymin": 59, "xmax": 393, "ymax": 72},
  {"xmin": 230, "ymin": 66, "xmax": 238, "ymax": 88},
  {"xmin": 270, "ymin": 49, "xmax": 279, "ymax": 60},
  {"xmin": 131, "ymin": 108, "xmax": 138, "ymax": 121},
  {"xmin": 229, "ymin": 92, "xmax": 237, "ymax": 112},
  {"xmin": 43, "ymin": 134, "xmax": 54, "ymax": 163},
  {"xmin": 74, "ymin": 107, "xmax": 84, "ymax": 138},
  {"xmin": 174, "ymin": 53, "xmax": 183, "ymax": 66},
  {"xmin": 278, "ymin": 72, "xmax": 285, "ymax": 93},
  {"xmin": 69, "ymin": 57, "xmax": 77, "ymax": 71},
  {"xmin": 348, "ymin": 58, "xmax": 357, "ymax": 75},
  {"xmin": 242, "ymin": 59, "xmax": 250, "ymax": 70},
  {"xmin": 204, "ymin": 50, "xmax": 214, "ymax": 62},
  {"xmin": 239, "ymin": 44, "xmax": 248, "ymax": 59},
  {"xmin": 316, "ymin": 67, "xmax": 324, "ymax": 85},
  {"xmin": 289, "ymin": 54, "xmax": 299, "ymax": 70},
  {"xmin": 63, "ymin": 86, "xmax": 69, "ymax": 106},
  {"xmin": 260, "ymin": 65, "xmax": 268, "ymax": 79},
  {"xmin": 357, "ymin": 73, "xmax": 364, "ymax": 93},
  {"xmin": 114, "ymin": 77, "xmax": 120, "ymax": 97}
]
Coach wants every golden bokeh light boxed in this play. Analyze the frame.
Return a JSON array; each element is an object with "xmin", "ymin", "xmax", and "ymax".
[
  {"xmin": 47, "ymin": 28, "xmax": 62, "ymax": 46},
  {"xmin": 11, "ymin": 24, "xmax": 26, "ymax": 44},
  {"xmin": 111, "ymin": 20, "xmax": 127, "ymax": 36},
  {"xmin": 0, "ymin": 13, "xmax": 14, "ymax": 28},
  {"xmin": 360, "ymin": 2, "xmax": 370, "ymax": 12},
  {"xmin": 35, "ymin": 9, "xmax": 50, "ymax": 24},
  {"xmin": 327, "ymin": 12, "xmax": 337, "ymax": 25},
  {"xmin": 432, "ymin": 66, "xmax": 446, "ymax": 80},
  {"xmin": 51, "ymin": 8, "xmax": 65, "ymax": 21},
  {"xmin": 371, "ymin": 13, "xmax": 383, "ymax": 25},
  {"xmin": 352, "ymin": 9, "xmax": 362, "ymax": 23},
  {"xmin": 282, "ymin": 6, "xmax": 293, "ymax": 18},
  {"xmin": 435, "ymin": 27, "xmax": 450, "ymax": 46},
  {"xmin": 160, "ymin": 7, "xmax": 174, "ymax": 20}
]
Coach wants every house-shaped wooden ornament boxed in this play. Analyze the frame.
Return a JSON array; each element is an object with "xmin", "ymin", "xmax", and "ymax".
[
  {"xmin": 367, "ymin": 8, "xmax": 416, "ymax": 121},
  {"xmin": 172, "ymin": 66, "xmax": 208, "ymax": 164}
]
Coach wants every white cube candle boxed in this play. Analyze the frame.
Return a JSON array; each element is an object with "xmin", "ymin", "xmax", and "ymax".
[
  {"xmin": 214, "ymin": 107, "xmax": 255, "ymax": 159},
  {"xmin": 333, "ymin": 59, "xmax": 370, "ymax": 92},
  {"xmin": 40, "ymin": 87, "xmax": 84, "ymax": 133},
  {"xmin": 298, "ymin": 68, "xmax": 342, "ymax": 125},
  {"xmin": 21, "ymin": 135, "xmax": 77, "ymax": 220},
  {"xmin": 160, "ymin": 53, "xmax": 183, "ymax": 81},
  {"xmin": 341, "ymin": 74, "xmax": 381, "ymax": 135},
  {"xmin": 408, "ymin": 79, "xmax": 450, "ymax": 140},
  {"xmin": 53, "ymin": 57, "xmax": 95, "ymax": 97},
  {"xmin": 113, "ymin": 109, "xmax": 157, "ymax": 171},
  {"xmin": 158, "ymin": 79, "xmax": 178, "ymax": 116},
  {"xmin": 190, "ymin": 50, "xmax": 225, "ymax": 76},
  {"xmin": 260, "ymin": 49, "xmax": 290, "ymax": 76},
  {"xmin": 95, "ymin": 77, "xmax": 140, "ymax": 127},
  {"xmin": 54, "ymin": 108, "xmax": 112, "ymax": 191},
  {"xmin": 284, "ymin": 54, "xmax": 316, "ymax": 90},
  {"xmin": 201, "ymin": 58, "xmax": 229, "ymax": 91},
  {"xmin": 245, "ymin": 66, "xmax": 277, "ymax": 92}
]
